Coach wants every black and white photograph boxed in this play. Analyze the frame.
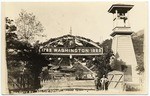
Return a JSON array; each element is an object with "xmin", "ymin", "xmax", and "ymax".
[{"xmin": 1, "ymin": 1, "xmax": 148, "ymax": 94}]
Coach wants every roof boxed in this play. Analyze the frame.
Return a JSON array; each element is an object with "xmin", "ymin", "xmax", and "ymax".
[
  {"xmin": 40, "ymin": 34, "xmax": 101, "ymax": 48},
  {"xmin": 108, "ymin": 4, "xmax": 134, "ymax": 13},
  {"xmin": 110, "ymin": 31, "xmax": 133, "ymax": 37}
]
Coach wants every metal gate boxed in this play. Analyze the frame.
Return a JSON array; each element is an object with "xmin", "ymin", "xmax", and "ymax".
[{"xmin": 107, "ymin": 71, "xmax": 125, "ymax": 91}]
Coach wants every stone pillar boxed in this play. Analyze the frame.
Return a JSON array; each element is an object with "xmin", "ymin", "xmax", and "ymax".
[{"xmin": 112, "ymin": 34, "xmax": 139, "ymax": 83}]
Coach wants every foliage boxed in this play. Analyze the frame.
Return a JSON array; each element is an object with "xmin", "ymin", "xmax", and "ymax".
[
  {"xmin": 96, "ymin": 51, "xmax": 113, "ymax": 78},
  {"xmin": 100, "ymin": 38, "xmax": 127, "ymax": 72},
  {"xmin": 6, "ymin": 17, "xmax": 21, "ymax": 72},
  {"xmin": 15, "ymin": 10, "xmax": 45, "ymax": 44},
  {"xmin": 100, "ymin": 39, "xmax": 112, "ymax": 53},
  {"xmin": 6, "ymin": 15, "xmax": 48, "ymax": 91},
  {"xmin": 41, "ymin": 34, "xmax": 99, "ymax": 48},
  {"xmin": 99, "ymin": 34, "xmax": 144, "ymax": 74},
  {"xmin": 80, "ymin": 39, "xmax": 113, "ymax": 78},
  {"xmin": 132, "ymin": 31, "xmax": 144, "ymax": 74},
  {"xmin": 110, "ymin": 55, "xmax": 127, "ymax": 72},
  {"xmin": 75, "ymin": 69, "xmax": 84, "ymax": 80}
]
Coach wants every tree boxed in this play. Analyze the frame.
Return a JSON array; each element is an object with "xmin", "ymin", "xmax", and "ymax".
[
  {"xmin": 5, "ymin": 17, "xmax": 18, "ymax": 93},
  {"xmin": 6, "ymin": 11, "xmax": 48, "ymax": 92},
  {"xmin": 5, "ymin": 17, "xmax": 20, "ymax": 76},
  {"xmin": 132, "ymin": 31, "xmax": 144, "ymax": 74},
  {"xmin": 6, "ymin": 17, "xmax": 29, "ymax": 92},
  {"xmin": 15, "ymin": 10, "xmax": 45, "ymax": 44},
  {"xmin": 91, "ymin": 50, "xmax": 113, "ymax": 79},
  {"xmin": 84, "ymin": 39, "xmax": 113, "ymax": 78},
  {"xmin": 75, "ymin": 69, "xmax": 84, "ymax": 80},
  {"xmin": 100, "ymin": 39, "xmax": 112, "ymax": 53},
  {"xmin": 13, "ymin": 10, "xmax": 48, "ymax": 90},
  {"xmin": 110, "ymin": 54, "xmax": 127, "ymax": 72},
  {"xmin": 98, "ymin": 39, "xmax": 113, "ymax": 76}
]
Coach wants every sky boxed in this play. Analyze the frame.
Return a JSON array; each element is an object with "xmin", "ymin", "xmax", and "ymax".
[{"xmin": 2, "ymin": 2, "xmax": 148, "ymax": 43}]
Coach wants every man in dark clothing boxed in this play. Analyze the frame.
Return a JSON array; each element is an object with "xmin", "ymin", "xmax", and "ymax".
[
  {"xmin": 94, "ymin": 75, "xmax": 100, "ymax": 90},
  {"xmin": 94, "ymin": 75, "xmax": 102, "ymax": 90},
  {"xmin": 105, "ymin": 79, "xmax": 109, "ymax": 90}
]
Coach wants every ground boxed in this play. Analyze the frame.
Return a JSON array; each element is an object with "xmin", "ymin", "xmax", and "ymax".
[{"xmin": 36, "ymin": 78, "xmax": 124, "ymax": 94}]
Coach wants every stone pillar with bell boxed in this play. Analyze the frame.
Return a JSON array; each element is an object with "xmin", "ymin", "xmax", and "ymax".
[{"xmin": 108, "ymin": 4, "xmax": 139, "ymax": 83}]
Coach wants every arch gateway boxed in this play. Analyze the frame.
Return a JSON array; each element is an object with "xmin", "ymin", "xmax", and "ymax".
[{"xmin": 39, "ymin": 34, "xmax": 103, "ymax": 81}]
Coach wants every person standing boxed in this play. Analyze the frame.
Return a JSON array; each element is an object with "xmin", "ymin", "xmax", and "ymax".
[
  {"xmin": 94, "ymin": 75, "xmax": 99, "ymax": 90},
  {"xmin": 105, "ymin": 76, "xmax": 109, "ymax": 90},
  {"xmin": 100, "ymin": 75, "xmax": 109, "ymax": 90}
]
